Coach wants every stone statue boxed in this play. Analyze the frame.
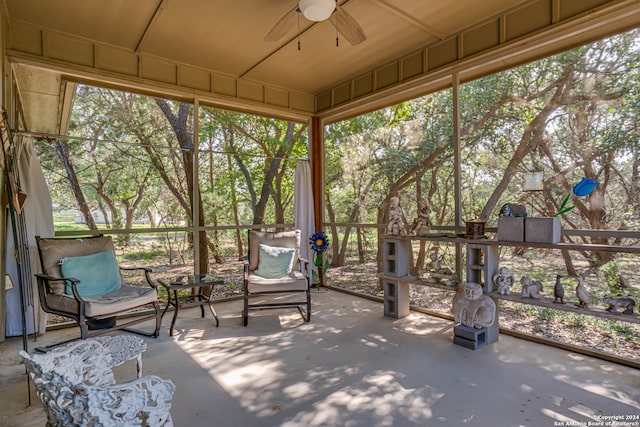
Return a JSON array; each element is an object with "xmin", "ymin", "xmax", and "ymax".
[
  {"xmin": 426, "ymin": 250, "xmax": 456, "ymax": 285},
  {"xmin": 429, "ymin": 251, "xmax": 453, "ymax": 275},
  {"xmin": 410, "ymin": 197, "xmax": 432, "ymax": 236},
  {"xmin": 575, "ymin": 275, "xmax": 590, "ymax": 308},
  {"xmin": 520, "ymin": 276, "xmax": 543, "ymax": 299},
  {"xmin": 499, "ymin": 203, "xmax": 528, "ymax": 218},
  {"xmin": 603, "ymin": 295, "xmax": 635, "ymax": 315},
  {"xmin": 387, "ymin": 196, "xmax": 406, "ymax": 235},
  {"xmin": 452, "ymin": 281, "xmax": 496, "ymax": 329},
  {"xmin": 492, "ymin": 267, "xmax": 513, "ymax": 295},
  {"xmin": 553, "ymin": 274, "xmax": 565, "ymax": 304}
]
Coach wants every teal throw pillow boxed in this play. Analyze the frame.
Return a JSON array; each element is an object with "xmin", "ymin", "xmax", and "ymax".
[
  {"xmin": 61, "ymin": 250, "xmax": 122, "ymax": 298},
  {"xmin": 254, "ymin": 244, "xmax": 296, "ymax": 279}
]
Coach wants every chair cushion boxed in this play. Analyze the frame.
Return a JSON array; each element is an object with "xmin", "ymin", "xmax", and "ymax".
[
  {"xmin": 84, "ymin": 286, "xmax": 157, "ymax": 317},
  {"xmin": 46, "ymin": 285, "xmax": 157, "ymax": 318},
  {"xmin": 253, "ymin": 244, "xmax": 296, "ymax": 279},
  {"xmin": 247, "ymin": 271, "xmax": 309, "ymax": 293},
  {"xmin": 37, "ymin": 236, "xmax": 116, "ymax": 294},
  {"xmin": 61, "ymin": 250, "xmax": 122, "ymax": 298},
  {"xmin": 249, "ymin": 230, "xmax": 300, "ymax": 271}
]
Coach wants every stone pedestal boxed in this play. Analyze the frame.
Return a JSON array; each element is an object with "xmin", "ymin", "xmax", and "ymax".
[
  {"xmin": 382, "ymin": 238, "xmax": 412, "ymax": 319},
  {"xmin": 453, "ymin": 323, "xmax": 499, "ymax": 350},
  {"xmin": 466, "ymin": 244, "xmax": 499, "ymax": 292},
  {"xmin": 382, "ymin": 279, "xmax": 410, "ymax": 318}
]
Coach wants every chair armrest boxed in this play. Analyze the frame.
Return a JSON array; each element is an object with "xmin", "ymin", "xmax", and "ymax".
[
  {"xmin": 119, "ymin": 266, "xmax": 158, "ymax": 289},
  {"xmin": 297, "ymin": 257, "xmax": 311, "ymax": 277},
  {"xmin": 35, "ymin": 273, "xmax": 86, "ymax": 303},
  {"xmin": 35, "ymin": 273, "xmax": 76, "ymax": 285},
  {"xmin": 85, "ymin": 375, "xmax": 175, "ymax": 425},
  {"xmin": 120, "ymin": 266, "xmax": 152, "ymax": 272}
]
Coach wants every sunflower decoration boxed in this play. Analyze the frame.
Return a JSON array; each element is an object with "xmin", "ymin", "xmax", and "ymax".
[
  {"xmin": 309, "ymin": 231, "xmax": 330, "ymax": 285},
  {"xmin": 310, "ymin": 231, "xmax": 330, "ymax": 253}
]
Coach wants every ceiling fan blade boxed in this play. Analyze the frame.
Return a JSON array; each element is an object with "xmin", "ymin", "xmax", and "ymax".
[
  {"xmin": 330, "ymin": 7, "xmax": 366, "ymax": 45},
  {"xmin": 265, "ymin": 6, "xmax": 299, "ymax": 41}
]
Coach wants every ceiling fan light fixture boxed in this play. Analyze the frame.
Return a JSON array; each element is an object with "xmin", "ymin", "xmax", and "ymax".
[{"xmin": 299, "ymin": 0, "xmax": 336, "ymax": 21}]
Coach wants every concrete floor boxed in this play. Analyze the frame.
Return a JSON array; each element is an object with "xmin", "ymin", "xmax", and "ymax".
[{"xmin": 1, "ymin": 289, "xmax": 639, "ymax": 427}]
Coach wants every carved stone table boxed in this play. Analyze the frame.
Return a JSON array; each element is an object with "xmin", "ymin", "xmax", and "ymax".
[
  {"xmin": 52, "ymin": 334, "xmax": 147, "ymax": 378},
  {"xmin": 94, "ymin": 335, "xmax": 147, "ymax": 378}
]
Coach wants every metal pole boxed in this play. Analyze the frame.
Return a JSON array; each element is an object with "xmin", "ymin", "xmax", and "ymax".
[{"xmin": 1, "ymin": 110, "xmax": 31, "ymax": 405}]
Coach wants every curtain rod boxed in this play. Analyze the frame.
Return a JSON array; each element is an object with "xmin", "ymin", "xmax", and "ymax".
[{"xmin": 12, "ymin": 130, "xmax": 309, "ymax": 162}]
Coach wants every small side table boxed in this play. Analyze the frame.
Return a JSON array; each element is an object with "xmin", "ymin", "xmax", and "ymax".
[
  {"xmin": 51, "ymin": 335, "xmax": 147, "ymax": 378},
  {"xmin": 94, "ymin": 335, "xmax": 147, "ymax": 378},
  {"xmin": 159, "ymin": 274, "xmax": 224, "ymax": 336}
]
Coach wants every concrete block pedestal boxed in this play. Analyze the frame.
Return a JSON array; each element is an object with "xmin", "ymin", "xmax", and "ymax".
[
  {"xmin": 382, "ymin": 238, "xmax": 412, "ymax": 319},
  {"xmin": 453, "ymin": 323, "xmax": 499, "ymax": 350},
  {"xmin": 382, "ymin": 279, "xmax": 410, "ymax": 318}
]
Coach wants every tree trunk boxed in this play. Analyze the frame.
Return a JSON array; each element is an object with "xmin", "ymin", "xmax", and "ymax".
[
  {"xmin": 53, "ymin": 140, "xmax": 98, "ymax": 230},
  {"xmin": 479, "ymin": 68, "xmax": 573, "ymax": 221},
  {"xmin": 155, "ymin": 99, "xmax": 210, "ymax": 274}
]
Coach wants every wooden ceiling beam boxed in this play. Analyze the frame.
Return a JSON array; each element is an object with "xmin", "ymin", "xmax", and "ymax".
[
  {"xmin": 371, "ymin": 0, "xmax": 446, "ymax": 40},
  {"xmin": 135, "ymin": 0, "xmax": 168, "ymax": 53}
]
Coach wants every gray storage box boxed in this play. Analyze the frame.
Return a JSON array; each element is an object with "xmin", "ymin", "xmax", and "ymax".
[
  {"xmin": 525, "ymin": 217, "xmax": 561, "ymax": 243},
  {"xmin": 498, "ymin": 216, "xmax": 525, "ymax": 242}
]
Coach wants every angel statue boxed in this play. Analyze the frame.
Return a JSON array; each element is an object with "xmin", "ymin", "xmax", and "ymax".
[{"xmin": 387, "ymin": 196, "xmax": 406, "ymax": 235}]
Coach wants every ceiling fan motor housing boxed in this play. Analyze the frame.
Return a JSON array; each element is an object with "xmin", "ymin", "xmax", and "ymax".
[{"xmin": 299, "ymin": 0, "xmax": 336, "ymax": 21}]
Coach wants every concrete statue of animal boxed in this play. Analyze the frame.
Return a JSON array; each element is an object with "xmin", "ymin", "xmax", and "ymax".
[
  {"xmin": 553, "ymin": 274, "xmax": 565, "ymax": 304},
  {"xmin": 603, "ymin": 295, "xmax": 635, "ymax": 315},
  {"xmin": 520, "ymin": 276, "xmax": 543, "ymax": 299},
  {"xmin": 492, "ymin": 267, "xmax": 513, "ymax": 295},
  {"xmin": 451, "ymin": 281, "xmax": 496, "ymax": 329},
  {"xmin": 498, "ymin": 203, "xmax": 528, "ymax": 218},
  {"xmin": 575, "ymin": 275, "xmax": 590, "ymax": 308}
]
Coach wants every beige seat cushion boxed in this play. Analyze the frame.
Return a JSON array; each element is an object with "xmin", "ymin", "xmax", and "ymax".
[
  {"xmin": 248, "ymin": 230, "xmax": 301, "ymax": 271},
  {"xmin": 38, "ymin": 236, "xmax": 116, "ymax": 294},
  {"xmin": 246, "ymin": 271, "xmax": 308, "ymax": 293},
  {"xmin": 46, "ymin": 285, "xmax": 157, "ymax": 318}
]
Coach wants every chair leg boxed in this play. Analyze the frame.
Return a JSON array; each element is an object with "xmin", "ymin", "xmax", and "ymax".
[
  {"xmin": 153, "ymin": 301, "xmax": 161, "ymax": 337},
  {"xmin": 243, "ymin": 293, "xmax": 249, "ymax": 326},
  {"xmin": 297, "ymin": 306, "xmax": 310, "ymax": 322},
  {"xmin": 79, "ymin": 320, "xmax": 89, "ymax": 339}
]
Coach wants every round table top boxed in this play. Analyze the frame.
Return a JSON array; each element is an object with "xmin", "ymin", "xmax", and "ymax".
[{"xmin": 93, "ymin": 335, "xmax": 147, "ymax": 366}]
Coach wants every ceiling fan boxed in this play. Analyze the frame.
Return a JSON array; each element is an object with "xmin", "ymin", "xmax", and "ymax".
[{"xmin": 265, "ymin": 0, "xmax": 366, "ymax": 46}]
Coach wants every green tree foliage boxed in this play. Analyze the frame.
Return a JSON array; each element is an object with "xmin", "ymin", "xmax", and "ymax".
[
  {"xmin": 35, "ymin": 29, "xmax": 639, "ymax": 273},
  {"xmin": 326, "ymin": 29, "xmax": 639, "ymax": 271}
]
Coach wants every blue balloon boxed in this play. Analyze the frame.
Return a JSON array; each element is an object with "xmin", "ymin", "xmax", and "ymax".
[{"xmin": 572, "ymin": 177, "xmax": 599, "ymax": 197}]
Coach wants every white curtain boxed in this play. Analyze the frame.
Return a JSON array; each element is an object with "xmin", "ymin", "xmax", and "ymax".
[
  {"xmin": 294, "ymin": 161, "xmax": 315, "ymax": 263},
  {"xmin": 5, "ymin": 136, "xmax": 54, "ymax": 336}
]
